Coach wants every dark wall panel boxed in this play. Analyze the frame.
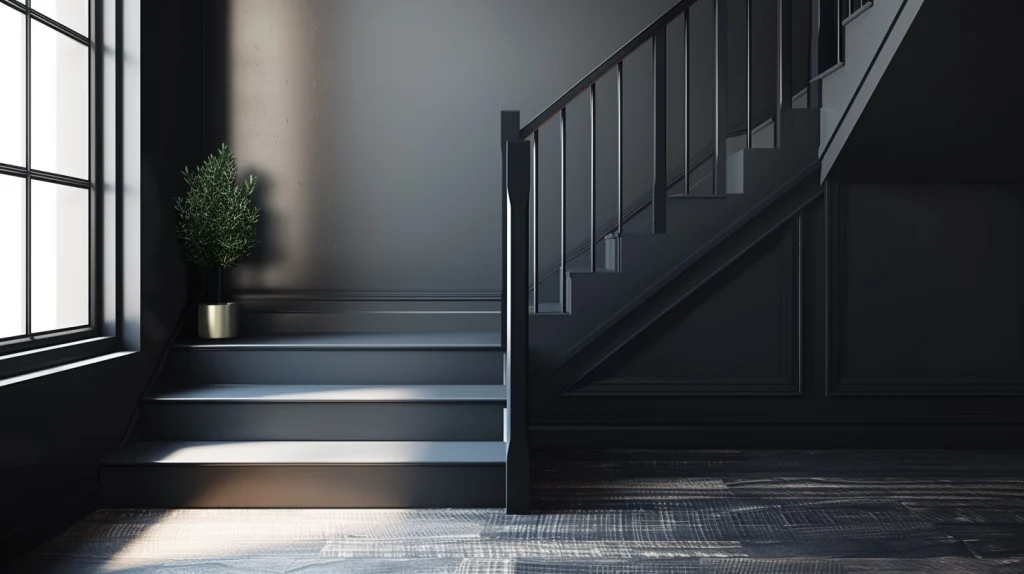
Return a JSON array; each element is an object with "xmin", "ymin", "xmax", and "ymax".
[
  {"xmin": 828, "ymin": 184, "xmax": 1024, "ymax": 395},
  {"xmin": 575, "ymin": 219, "xmax": 801, "ymax": 396}
]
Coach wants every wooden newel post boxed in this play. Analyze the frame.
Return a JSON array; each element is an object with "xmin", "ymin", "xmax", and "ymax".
[{"xmin": 505, "ymin": 138, "xmax": 531, "ymax": 515}]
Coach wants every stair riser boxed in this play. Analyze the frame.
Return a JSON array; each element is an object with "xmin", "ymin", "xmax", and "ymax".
[
  {"xmin": 138, "ymin": 402, "xmax": 505, "ymax": 441},
  {"xmin": 164, "ymin": 349, "xmax": 504, "ymax": 385},
  {"xmin": 102, "ymin": 464, "xmax": 505, "ymax": 508},
  {"xmin": 240, "ymin": 311, "xmax": 501, "ymax": 335}
]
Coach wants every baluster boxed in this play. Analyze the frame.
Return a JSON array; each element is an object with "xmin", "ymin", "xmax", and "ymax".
[
  {"xmin": 809, "ymin": 0, "xmax": 822, "ymax": 108},
  {"xmin": 746, "ymin": 0, "xmax": 752, "ymax": 149},
  {"xmin": 616, "ymin": 61, "xmax": 624, "ymax": 234},
  {"xmin": 683, "ymin": 9, "xmax": 690, "ymax": 194},
  {"xmin": 836, "ymin": 0, "xmax": 842, "ymax": 63},
  {"xmin": 589, "ymin": 83, "xmax": 596, "ymax": 273},
  {"xmin": 652, "ymin": 28, "xmax": 667, "ymax": 232},
  {"xmin": 531, "ymin": 131, "xmax": 539, "ymax": 313},
  {"xmin": 559, "ymin": 107, "xmax": 567, "ymax": 312},
  {"xmin": 777, "ymin": 0, "xmax": 793, "ymax": 146},
  {"xmin": 714, "ymin": 0, "xmax": 728, "ymax": 195}
]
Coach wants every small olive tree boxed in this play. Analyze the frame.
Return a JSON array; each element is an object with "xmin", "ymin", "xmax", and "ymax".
[{"xmin": 174, "ymin": 144, "xmax": 259, "ymax": 303}]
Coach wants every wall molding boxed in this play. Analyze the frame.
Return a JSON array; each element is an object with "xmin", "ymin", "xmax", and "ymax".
[
  {"xmin": 529, "ymin": 423, "xmax": 1024, "ymax": 449},
  {"xmin": 824, "ymin": 182, "xmax": 1024, "ymax": 396},
  {"xmin": 560, "ymin": 215, "xmax": 805, "ymax": 398}
]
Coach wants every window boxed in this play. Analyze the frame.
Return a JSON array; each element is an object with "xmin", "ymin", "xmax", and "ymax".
[{"xmin": 0, "ymin": 0, "xmax": 95, "ymax": 352}]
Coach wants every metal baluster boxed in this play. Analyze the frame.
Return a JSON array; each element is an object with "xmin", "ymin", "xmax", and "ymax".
[
  {"xmin": 746, "ymin": 0, "xmax": 752, "ymax": 149},
  {"xmin": 652, "ymin": 28, "xmax": 667, "ymax": 232},
  {"xmin": 714, "ymin": 0, "xmax": 728, "ymax": 195},
  {"xmin": 531, "ymin": 131, "xmax": 539, "ymax": 313},
  {"xmin": 836, "ymin": 0, "xmax": 841, "ymax": 63},
  {"xmin": 616, "ymin": 61, "xmax": 623, "ymax": 234},
  {"xmin": 589, "ymin": 83, "xmax": 596, "ymax": 273},
  {"xmin": 559, "ymin": 107, "xmax": 567, "ymax": 312},
  {"xmin": 809, "ymin": 0, "xmax": 822, "ymax": 108},
  {"xmin": 683, "ymin": 9, "xmax": 690, "ymax": 194},
  {"xmin": 777, "ymin": 0, "xmax": 793, "ymax": 147}
]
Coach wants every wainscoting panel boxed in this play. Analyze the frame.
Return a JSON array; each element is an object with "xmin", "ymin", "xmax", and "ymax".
[
  {"xmin": 529, "ymin": 181, "xmax": 1024, "ymax": 447},
  {"xmin": 566, "ymin": 218, "xmax": 802, "ymax": 397},
  {"xmin": 825, "ymin": 183, "xmax": 1024, "ymax": 396}
]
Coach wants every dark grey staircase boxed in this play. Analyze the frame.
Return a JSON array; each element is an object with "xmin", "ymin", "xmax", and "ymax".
[
  {"xmin": 102, "ymin": 330, "xmax": 506, "ymax": 508},
  {"xmin": 529, "ymin": 108, "xmax": 822, "ymax": 374}
]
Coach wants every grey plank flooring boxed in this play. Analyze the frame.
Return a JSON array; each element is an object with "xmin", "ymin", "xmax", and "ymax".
[{"xmin": 11, "ymin": 450, "xmax": 1024, "ymax": 573}]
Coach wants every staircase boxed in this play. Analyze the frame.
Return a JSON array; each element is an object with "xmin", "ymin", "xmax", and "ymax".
[
  {"xmin": 102, "ymin": 306, "xmax": 507, "ymax": 508},
  {"xmin": 103, "ymin": 0, "xmax": 904, "ymax": 513}
]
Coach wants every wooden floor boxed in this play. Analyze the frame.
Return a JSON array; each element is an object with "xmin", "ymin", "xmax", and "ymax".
[{"xmin": 11, "ymin": 450, "xmax": 1024, "ymax": 573}]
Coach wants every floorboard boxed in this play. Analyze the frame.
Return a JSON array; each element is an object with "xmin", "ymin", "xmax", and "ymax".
[{"xmin": 11, "ymin": 450, "xmax": 1024, "ymax": 573}]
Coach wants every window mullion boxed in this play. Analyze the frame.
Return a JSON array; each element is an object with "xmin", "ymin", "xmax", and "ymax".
[{"xmin": 24, "ymin": 0, "xmax": 31, "ymax": 336}]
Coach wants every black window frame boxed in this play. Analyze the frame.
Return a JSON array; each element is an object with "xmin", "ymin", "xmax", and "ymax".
[{"xmin": 0, "ymin": 0, "xmax": 118, "ymax": 378}]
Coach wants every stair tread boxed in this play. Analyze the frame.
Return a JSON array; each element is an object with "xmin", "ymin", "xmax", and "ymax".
[
  {"xmin": 145, "ymin": 384, "xmax": 506, "ymax": 403},
  {"xmin": 105, "ymin": 440, "xmax": 507, "ymax": 465},
  {"xmin": 176, "ymin": 331, "xmax": 501, "ymax": 350}
]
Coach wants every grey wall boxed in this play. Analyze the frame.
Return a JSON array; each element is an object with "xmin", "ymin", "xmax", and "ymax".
[
  {"xmin": 0, "ymin": 0, "xmax": 201, "ymax": 559},
  {"xmin": 209, "ymin": 0, "xmax": 810, "ymax": 299}
]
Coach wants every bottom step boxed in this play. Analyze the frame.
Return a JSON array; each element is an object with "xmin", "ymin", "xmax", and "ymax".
[{"xmin": 102, "ymin": 441, "xmax": 506, "ymax": 508}]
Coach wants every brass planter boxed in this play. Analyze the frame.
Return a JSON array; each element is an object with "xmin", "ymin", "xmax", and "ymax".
[{"xmin": 198, "ymin": 303, "xmax": 239, "ymax": 339}]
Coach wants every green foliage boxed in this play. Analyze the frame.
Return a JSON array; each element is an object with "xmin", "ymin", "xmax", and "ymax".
[{"xmin": 174, "ymin": 144, "xmax": 260, "ymax": 269}]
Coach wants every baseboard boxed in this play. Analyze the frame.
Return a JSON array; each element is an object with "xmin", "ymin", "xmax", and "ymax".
[
  {"xmin": 530, "ymin": 425, "xmax": 1024, "ymax": 449},
  {"xmin": 0, "ymin": 483, "xmax": 100, "ymax": 566}
]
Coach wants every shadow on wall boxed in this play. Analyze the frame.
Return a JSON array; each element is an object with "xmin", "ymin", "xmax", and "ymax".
[
  {"xmin": 225, "ymin": 168, "xmax": 280, "ymax": 299},
  {"xmin": 206, "ymin": 0, "xmax": 688, "ymax": 297}
]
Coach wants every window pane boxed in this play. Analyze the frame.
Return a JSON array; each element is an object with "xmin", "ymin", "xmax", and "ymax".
[
  {"xmin": 0, "ymin": 176, "xmax": 27, "ymax": 339},
  {"xmin": 0, "ymin": 5, "xmax": 26, "ymax": 167},
  {"xmin": 32, "ymin": 0, "xmax": 89, "ymax": 37},
  {"xmin": 31, "ymin": 180, "xmax": 89, "ymax": 332},
  {"xmin": 31, "ymin": 19, "xmax": 89, "ymax": 180}
]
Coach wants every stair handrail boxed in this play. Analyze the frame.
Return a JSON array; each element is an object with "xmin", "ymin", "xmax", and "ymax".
[{"xmin": 519, "ymin": 0, "xmax": 698, "ymax": 140}]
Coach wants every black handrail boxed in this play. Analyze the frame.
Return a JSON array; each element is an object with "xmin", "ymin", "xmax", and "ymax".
[{"xmin": 519, "ymin": 0, "xmax": 699, "ymax": 140}]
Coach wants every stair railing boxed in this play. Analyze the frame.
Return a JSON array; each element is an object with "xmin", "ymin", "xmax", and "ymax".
[
  {"xmin": 814, "ymin": 0, "xmax": 872, "ymax": 81},
  {"xmin": 509, "ymin": 0, "xmax": 799, "ymax": 315}
]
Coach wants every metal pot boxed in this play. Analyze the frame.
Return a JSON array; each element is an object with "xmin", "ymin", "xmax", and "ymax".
[{"xmin": 198, "ymin": 302, "xmax": 239, "ymax": 339}]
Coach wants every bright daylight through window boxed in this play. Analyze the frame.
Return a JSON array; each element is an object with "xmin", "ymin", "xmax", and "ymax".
[{"xmin": 0, "ymin": 0, "xmax": 91, "ymax": 343}]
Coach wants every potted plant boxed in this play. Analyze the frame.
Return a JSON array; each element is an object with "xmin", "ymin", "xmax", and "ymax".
[{"xmin": 174, "ymin": 144, "xmax": 259, "ymax": 339}]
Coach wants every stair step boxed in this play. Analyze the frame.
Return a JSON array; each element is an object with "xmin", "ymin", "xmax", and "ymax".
[
  {"xmin": 105, "ymin": 440, "xmax": 506, "ymax": 465},
  {"xmin": 137, "ymin": 385, "xmax": 505, "ymax": 441},
  {"xmin": 163, "ymin": 332, "xmax": 503, "ymax": 386},
  {"xmin": 145, "ymin": 384, "xmax": 506, "ymax": 403},
  {"xmin": 176, "ymin": 331, "xmax": 501, "ymax": 350},
  {"xmin": 102, "ymin": 441, "xmax": 505, "ymax": 508},
  {"xmin": 235, "ymin": 299, "xmax": 501, "ymax": 335}
]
